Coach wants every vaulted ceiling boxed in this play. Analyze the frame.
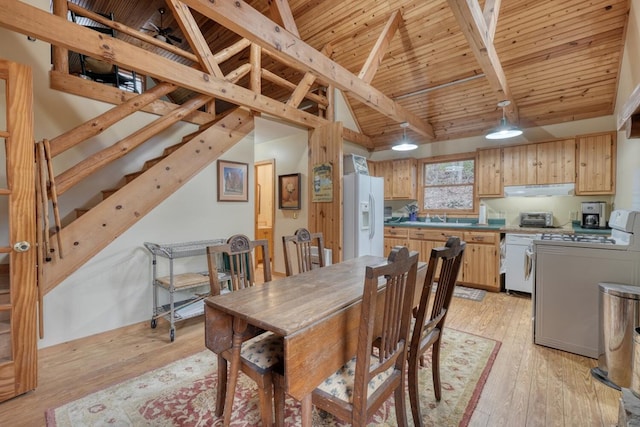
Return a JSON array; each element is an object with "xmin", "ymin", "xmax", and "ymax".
[{"xmin": 13, "ymin": 0, "xmax": 635, "ymax": 150}]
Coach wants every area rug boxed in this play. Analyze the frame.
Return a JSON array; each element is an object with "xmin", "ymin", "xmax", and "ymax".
[
  {"xmin": 46, "ymin": 329, "xmax": 500, "ymax": 427},
  {"xmin": 432, "ymin": 284, "xmax": 487, "ymax": 302}
]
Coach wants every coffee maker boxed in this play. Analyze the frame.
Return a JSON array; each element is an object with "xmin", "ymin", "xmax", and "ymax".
[{"xmin": 581, "ymin": 201, "xmax": 608, "ymax": 229}]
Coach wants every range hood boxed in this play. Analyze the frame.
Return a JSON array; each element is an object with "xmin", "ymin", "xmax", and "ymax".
[{"xmin": 504, "ymin": 183, "xmax": 575, "ymax": 197}]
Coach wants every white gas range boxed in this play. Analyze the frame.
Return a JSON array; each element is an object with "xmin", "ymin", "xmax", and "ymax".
[{"xmin": 531, "ymin": 210, "xmax": 640, "ymax": 359}]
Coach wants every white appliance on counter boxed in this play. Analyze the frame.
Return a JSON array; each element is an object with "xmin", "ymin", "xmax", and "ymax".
[
  {"xmin": 343, "ymin": 173, "xmax": 384, "ymax": 260},
  {"xmin": 505, "ymin": 234, "xmax": 535, "ymax": 293},
  {"xmin": 531, "ymin": 210, "xmax": 640, "ymax": 358}
]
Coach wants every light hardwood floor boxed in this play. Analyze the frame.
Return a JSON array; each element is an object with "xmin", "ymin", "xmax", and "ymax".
[{"xmin": 0, "ymin": 290, "xmax": 620, "ymax": 426}]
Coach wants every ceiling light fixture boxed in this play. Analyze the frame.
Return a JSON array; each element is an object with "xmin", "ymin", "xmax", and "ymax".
[
  {"xmin": 485, "ymin": 100, "xmax": 523, "ymax": 140},
  {"xmin": 392, "ymin": 122, "xmax": 418, "ymax": 151}
]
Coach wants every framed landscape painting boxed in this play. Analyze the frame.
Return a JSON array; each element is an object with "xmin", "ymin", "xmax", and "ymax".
[{"xmin": 217, "ymin": 160, "xmax": 248, "ymax": 202}]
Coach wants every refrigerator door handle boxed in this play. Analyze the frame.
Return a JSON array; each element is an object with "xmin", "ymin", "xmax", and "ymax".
[{"xmin": 369, "ymin": 193, "xmax": 375, "ymax": 240}]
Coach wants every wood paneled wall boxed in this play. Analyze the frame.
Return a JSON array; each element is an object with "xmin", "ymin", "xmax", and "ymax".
[{"xmin": 308, "ymin": 122, "xmax": 343, "ymax": 263}]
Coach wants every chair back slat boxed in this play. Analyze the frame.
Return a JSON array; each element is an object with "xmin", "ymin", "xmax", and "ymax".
[
  {"xmin": 206, "ymin": 234, "xmax": 271, "ymax": 295},
  {"xmin": 282, "ymin": 228, "xmax": 325, "ymax": 276},
  {"xmin": 355, "ymin": 246, "xmax": 418, "ymax": 401}
]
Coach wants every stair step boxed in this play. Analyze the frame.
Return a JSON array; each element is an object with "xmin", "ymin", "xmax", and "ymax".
[
  {"xmin": 124, "ymin": 170, "xmax": 143, "ymax": 183},
  {"xmin": 143, "ymin": 156, "xmax": 165, "ymax": 170},
  {"xmin": 162, "ymin": 142, "xmax": 186, "ymax": 156},
  {"xmin": 101, "ymin": 188, "xmax": 119, "ymax": 199},
  {"xmin": 75, "ymin": 208, "xmax": 88, "ymax": 218}
]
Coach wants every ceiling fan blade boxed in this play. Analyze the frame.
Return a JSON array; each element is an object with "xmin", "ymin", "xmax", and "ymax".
[
  {"xmin": 148, "ymin": 22, "xmax": 160, "ymax": 32},
  {"xmin": 168, "ymin": 34, "xmax": 182, "ymax": 44},
  {"xmin": 140, "ymin": 27, "xmax": 156, "ymax": 33}
]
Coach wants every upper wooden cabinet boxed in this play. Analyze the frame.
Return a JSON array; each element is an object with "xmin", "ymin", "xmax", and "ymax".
[
  {"xmin": 576, "ymin": 132, "xmax": 616, "ymax": 195},
  {"xmin": 376, "ymin": 159, "xmax": 417, "ymax": 200},
  {"xmin": 503, "ymin": 139, "xmax": 575, "ymax": 186},
  {"xmin": 476, "ymin": 147, "xmax": 502, "ymax": 197}
]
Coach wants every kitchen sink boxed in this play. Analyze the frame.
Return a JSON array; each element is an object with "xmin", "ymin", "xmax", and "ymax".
[{"xmin": 398, "ymin": 221, "xmax": 473, "ymax": 227}]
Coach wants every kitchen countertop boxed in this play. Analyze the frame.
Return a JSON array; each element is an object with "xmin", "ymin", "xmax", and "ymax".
[{"xmin": 384, "ymin": 218, "xmax": 612, "ymax": 235}]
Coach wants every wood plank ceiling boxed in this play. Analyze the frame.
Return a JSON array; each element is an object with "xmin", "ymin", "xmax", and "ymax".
[{"xmin": 53, "ymin": 0, "xmax": 632, "ymax": 150}]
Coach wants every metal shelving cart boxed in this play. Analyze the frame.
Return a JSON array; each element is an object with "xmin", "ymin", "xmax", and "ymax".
[{"xmin": 144, "ymin": 239, "xmax": 229, "ymax": 342}]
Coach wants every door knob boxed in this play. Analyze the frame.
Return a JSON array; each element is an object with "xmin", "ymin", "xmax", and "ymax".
[{"xmin": 13, "ymin": 241, "xmax": 31, "ymax": 252}]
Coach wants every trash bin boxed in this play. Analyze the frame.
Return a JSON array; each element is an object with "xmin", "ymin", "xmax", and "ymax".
[{"xmin": 591, "ymin": 283, "xmax": 640, "ymax": 390}]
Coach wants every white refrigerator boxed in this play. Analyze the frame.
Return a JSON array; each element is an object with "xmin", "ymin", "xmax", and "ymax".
[{"xmin": 343, "ymin": 173, "xmax": 384, "ymax": 260}]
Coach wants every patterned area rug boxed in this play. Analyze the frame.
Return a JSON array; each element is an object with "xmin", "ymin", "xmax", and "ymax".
[
  {"xmin": 433, "ymin": 284, "xmax": 487, "ymax": 302},
  {"xmin": 46, "ymin": 329, "xmax": 500, "ymax": 426}
]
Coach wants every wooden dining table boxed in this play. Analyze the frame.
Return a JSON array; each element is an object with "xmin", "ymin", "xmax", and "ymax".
[{"xmin": 204, "ymin": 255, "xmax": 426, "ymax": 426}]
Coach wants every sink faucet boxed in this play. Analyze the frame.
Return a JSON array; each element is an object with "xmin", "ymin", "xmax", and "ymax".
[{"xmin": 434, "ymin": 213, "xmax": 447, "ymax": 223}]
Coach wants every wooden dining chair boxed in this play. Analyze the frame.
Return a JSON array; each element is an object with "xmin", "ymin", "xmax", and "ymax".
[
  {"xmin": 309, "ymin": 246, "xmax": 419, "ymax": 426},
  {"xmin": 408, "ymin": 236, "xmax": 466, "ymax": 427},
  {"xmin": 282, "ymin": 228, "xmax": 326, "ymax": 276},
  {"xmin": 206, "ymin": 234, "xmax": 282, "ymax": 426}
]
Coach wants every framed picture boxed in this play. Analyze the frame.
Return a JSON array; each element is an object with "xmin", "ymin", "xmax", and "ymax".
[
  {"xmin": 312, "ymin": 162, "xmax": 333, "ymax": 202},
  {"xmin": 217, "ymin": 160, "xmax": 248, "ymax": 202},
  {"xmin": 279, "ymin": 173, "xmax": 301, "ymax": 210}
]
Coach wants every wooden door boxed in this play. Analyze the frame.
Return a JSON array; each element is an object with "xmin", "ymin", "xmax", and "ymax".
[
  {"xmin": 536, "ymin": 139, "xmax": 575, "ymax": 184},
  {"xmin": 476, "ymin": 147, "xmax": 502, "ymax": 197},
  {"xmin": 576, "ymin": 133, "xmax": 616, "ymax": 195},
  {"xmin": 502, "ymin": 144, "xmax": 537, "ymax": 186},
  {"xmin": 254, "ymin": 160, "xmax": 274, "ymax": 265},
  {"xmin": 0, "ymin": 60, "xmax": 37, "ymax": 402}
]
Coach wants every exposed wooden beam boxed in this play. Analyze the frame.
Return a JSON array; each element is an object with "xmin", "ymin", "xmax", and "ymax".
[
  {"xmin": 483, "ymin": 0, "xmax": 501, "ymax": 42},
  {"xmin": 55, "ymin": 95, "xmax": 210, "ymax": 195},
  {"xmin": 49, "ymin": 82, "xmax": 177, "ymax": 156},
  {"xmin": 181, "ymin": 0, "xmax": 435, "ymax": 140},
  {"xmin": 214, "ymin": 38, "xmax": 252, "ymax": 64},
  {"xmin": 358, "ymin": 10, "xmax": 402, "ymax": 84},
  {"xmin": 49, "ymin": 71, "xmax": 213, "ymax": 125},
  {"xmin": 343, "ymin": 127, "xmax": 373, "ymax": 149},
  {"xmin": 617, "ymin": 83, "xmax": 640, "ymax": 132},
  {"xmin": 447, "ymin": 0, "xmax": 518, "ymax": 122},
  {"xmin": 166, "ymin": 0, "xmax": 223, "ymax": 77},
  {"xmin": 287, "ymin": 44, "xmax": 333, "ymax": 108},
  {"xmin": 66, "ymin": 2, "xmax": 199, "ymax": 64},
  {"xmin": 0, "ymin": 0, "xmax": 325, "ymax": 130},
  {"xmin": 268, "ymin": 0, "xmax": 300, "ymax": 37}
]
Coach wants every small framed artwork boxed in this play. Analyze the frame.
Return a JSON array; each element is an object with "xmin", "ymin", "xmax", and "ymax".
[
  {"xmin": 217, "ymin": 160, "xmax": 249, "ymax": 202},
  {"xmin": 279, "ymin": 173, "xmax": 301, "ymax": 210}
]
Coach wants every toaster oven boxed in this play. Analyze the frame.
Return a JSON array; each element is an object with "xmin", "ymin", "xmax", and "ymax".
[{"xmin": 520, "ymin": 212, "xmax": 553, "ymax": 228}]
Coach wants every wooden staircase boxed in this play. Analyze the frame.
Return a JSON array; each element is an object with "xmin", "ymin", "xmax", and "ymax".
[
  {"xmin": 74, "ymin": 127, "xmax": 208, "ymax": 218},
  {"xmin": 41, "ymin": 108, "xmax": 255, "ymax": 295}
]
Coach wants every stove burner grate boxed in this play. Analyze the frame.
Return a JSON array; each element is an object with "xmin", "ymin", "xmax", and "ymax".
[{"xmin": 540, "ymin": 233, "xmax": 616, "ymax": 244}]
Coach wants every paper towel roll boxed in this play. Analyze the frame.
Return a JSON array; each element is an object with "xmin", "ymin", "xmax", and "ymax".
[{"xmin": 478, "ymin": 204, "xmax": 487, "ymax": 225}]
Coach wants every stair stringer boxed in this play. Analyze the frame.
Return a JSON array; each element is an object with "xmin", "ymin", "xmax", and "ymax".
[{"xmin": 41, "ymin": 107, "xmax": 255, "ymax": 295}]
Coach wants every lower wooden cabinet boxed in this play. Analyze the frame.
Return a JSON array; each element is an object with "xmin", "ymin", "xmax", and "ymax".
[
  {"xmin": 398, "ymin": 227, "xmax": 500, "ymax": 292},
  {"xmin": 383, "ymin": 226, "xmax": 409, "ymax": 255}
]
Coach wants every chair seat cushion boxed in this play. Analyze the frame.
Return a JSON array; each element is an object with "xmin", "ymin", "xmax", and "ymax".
[
  {"xmin": 316, "ymin": 355, "xmax": 395, "ymax": 403},
  {"xmin": 241, "ymin": 332, "xmax": 283, "ymax": 369}
]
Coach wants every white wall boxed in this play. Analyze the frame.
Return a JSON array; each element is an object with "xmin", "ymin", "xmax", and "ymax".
[
  {"xmin": 0, "ymin": 0, "xmax": 255, "ymax": 347},
  {"xmin": 254, "ymin": 117, "xmax": 308, "ymax": 275}
]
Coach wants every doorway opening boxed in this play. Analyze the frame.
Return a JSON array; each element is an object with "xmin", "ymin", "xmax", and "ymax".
[{"xmin": 254, "ymin": 160, "xmax": 275, "ymax": 269}]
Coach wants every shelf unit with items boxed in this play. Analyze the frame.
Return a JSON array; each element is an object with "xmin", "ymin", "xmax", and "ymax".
[{"xmin": 144, "ymin": 239, "xmax": 231, "ymax": 342}]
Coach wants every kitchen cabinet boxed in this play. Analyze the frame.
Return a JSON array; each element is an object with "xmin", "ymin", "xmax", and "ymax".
[
  {"xmin": 576, "ymin": 132, "xmax": 616, "ymax": 195},
  {"xmin": 461, "ymin": 231, "xmax": 500, "ymax": 292},
  {"xmin": 384, "ymin": 226, "xmax": 409, "ymax": 255},
  {"xmin": 503, "ymin": 139, "xmax": 575, "ymax": 186},
  {"xmin": 376, "ymin": 159, "xmax": 417, "ymax": 200},
  {"xmin": 405, "ymin": 227, "xmax": 500, "ymax": 292},
  {"xmin": 476, "ymin": 147, "xmax": 502, "ymax": 197}
]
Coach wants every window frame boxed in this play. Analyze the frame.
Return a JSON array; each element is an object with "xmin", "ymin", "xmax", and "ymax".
[{"xmin": 418, "ymin": 152, "xmax": 477, "ymax": 215}]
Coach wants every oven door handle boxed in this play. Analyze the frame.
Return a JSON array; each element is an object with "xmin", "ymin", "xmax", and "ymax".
[{"xmin": 524, "ymin": 245, "xmax": 534, "ymax": 280}]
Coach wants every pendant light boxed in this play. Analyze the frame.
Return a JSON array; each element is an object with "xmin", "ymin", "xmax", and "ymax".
[
  {"xmin": 392, "ymin": 122, "xmax": 418, "ymax": 151},
  {"xmin": 485, "ymin": 100, "xmax": 523, "ymax": 140}
]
